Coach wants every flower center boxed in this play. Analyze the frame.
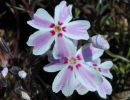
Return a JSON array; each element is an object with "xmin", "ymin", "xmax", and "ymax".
[
  {"xmin": 49, "ymin": 22, "xmax": 66, "ymax": 36},
  {"xmin": 54, "ymin": 25, "xmax": 62, "ymax": 33},
  {"xmin": 93, "ymin": 64, "xmax": 101, "ymax": 71},
  {"xmin": 94, "ymin": 67, "xmax": 100, "ymax": 71},
  {"xmin": 69, "ymin": 58, "xmax": 77, "ymax": 65}
]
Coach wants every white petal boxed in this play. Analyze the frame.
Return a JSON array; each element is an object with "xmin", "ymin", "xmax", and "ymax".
[
  {"xmin": 75, "ymin": 63, "xmax": 103, "ymax": 91},
  {"xmin": 27, "ymin": 8, "xmax": 54, "ymax": 31},
  {"xmin": 76, "ymin": 82, "xmax": 88, "ymax": 95},
  {"xmin": 62, "ymin": 71, "xmax": 76, "ymax": 97},
  {"xmin": 99, "ymin": 61, "xmax": 113, "ymax": 79},
  {"xmin": 99, "ymin": 61, "xmax": 113, "ymax": 69},
  {"xmin": 54, "ymin": 1, "xmax": 72, "ymax": 24},
  {"xmin": 97, "ymin": 77, "xmax": 112, "ymax": 99},
  {"xmin": 64, "ymin": 20, "xmax": 90, "ymax": 40},
  {"xmin": 52, "ymin": 67, "xmax": 73, "ymax": 93},
  {"xmin": 27, "ymin": 31, "xmax": 55, "ymax": 55},
  {"xmin": 53, "ymin": 36, "xmax": 76, "ymax": 59},
  {"xmin": 43, "ymin": 63, "xmax": 67, "ymax": 72}
]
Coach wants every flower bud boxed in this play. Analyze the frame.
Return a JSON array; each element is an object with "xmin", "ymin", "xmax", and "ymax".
[{"xmin": 91, "ymin": 34, "xmax": 110, "ymax": 50}]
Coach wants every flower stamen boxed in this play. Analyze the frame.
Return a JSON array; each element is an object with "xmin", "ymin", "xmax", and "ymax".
[
  {"xmin": 69, "ymin": 58, "xmax": 77, "ymax": 64},
  {"xmin": 54, "ymin": 26, "xmax": 62, "ymax": 33}
]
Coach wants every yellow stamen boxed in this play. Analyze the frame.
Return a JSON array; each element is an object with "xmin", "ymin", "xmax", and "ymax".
[
  {"xmin": 69, "ymin": 58, "xmax": 77, "ymax": 64},
  {"xmin": 54, "ymin": 26, "xmax": 61, "ymax": 33}
]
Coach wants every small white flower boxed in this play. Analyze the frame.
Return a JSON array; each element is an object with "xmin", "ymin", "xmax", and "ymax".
[
  {"xmin": 21, "ymin": 91, "xmax": 31, "ymax": 100},
  {"xmin": 1, "ymin": 67, "xmax": 8, "ymax": 78},
  {"xmin": 18, "ymin": 70, "xmax": 27, "ymax": 79}
]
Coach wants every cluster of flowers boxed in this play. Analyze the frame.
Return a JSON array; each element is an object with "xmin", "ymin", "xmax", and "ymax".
[{"xmin": 27, "ymin": 1, "xmax": 113, "ymax": 99}]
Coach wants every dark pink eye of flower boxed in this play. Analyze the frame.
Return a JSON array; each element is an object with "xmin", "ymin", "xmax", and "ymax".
[
  {"xmin": 69, "ymin": 57, "xmax": 77, "ymax": 65},
  {"xmin": 49, "ymin": 21, "xmax": 66, "ymax": 36},
  {"xmin": 54, "ymin": 25, "xmax": 62, "ymax": 33}
]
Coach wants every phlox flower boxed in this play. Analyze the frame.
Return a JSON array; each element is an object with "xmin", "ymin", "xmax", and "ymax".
[
  {"xmin": 43, "ymin": 43, "xmax": 104, "ymax": 96},
  {"xmin": 86, "ymin": 59, "xmax": 113, "ymax": 98},
  {"xmin": 27, "ymin": 1, "xmax": 90, "ymax": 58}
]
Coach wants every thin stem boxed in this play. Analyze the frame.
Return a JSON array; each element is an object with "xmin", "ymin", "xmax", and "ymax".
[{"xmin": 105, "ymin": 50, "xmax": 130, "ymax": 63}]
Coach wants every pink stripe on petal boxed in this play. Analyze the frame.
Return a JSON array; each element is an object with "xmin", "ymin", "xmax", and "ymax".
[
  {"xmin": 59, "ymin": 5, "xmax": 72, "ymax": 23},
  {"xmin": 33, "ymin": 15, "xmax": 52, "ymax": 28},
  {"xmin": 100, "ymin": 69, "xmax": 109, "ymax": 73},
  {"xmin": 76, "ymin": 66, "xmax": 96, "ymax": 90},
  {"xmin": 53, "ymin": 36, "xmax": 76, "ymax": 59},
  {"xmin": 76, "ymin": 63, "xmax": 103, "ymax": 91},
  {"xmin": 54, "ymin": 37, "xmax": 69, "ymax": 58},
  {"xmin": 97, "ymin": 77, "xmax": 112, "ymax": 98},
  {"xmin": 52, "ymin": 67, "xmax": 72, "ymax": 92},
  {"xmin": 27, "ymin": 31, "xmax": 54, "ymax": 55},
  {"xmin": 64, "ymin": 20, "xmax": 90, "ymax": 40},
  {"xmin": 33, "ymin": 32, "xmax": 52, "ymax": 48},
  {"xmin": 27, "ymin": 8, "xmax": 54, "ymax": 30},
  {"xmin": 54, "ymin": 1, "xmax": 72, "ymax": 24}
]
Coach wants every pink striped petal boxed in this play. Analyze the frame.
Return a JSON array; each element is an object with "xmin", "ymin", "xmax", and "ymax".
[
  {"xmin": 75, "ymin": 63, "xmax": 103, "ymax": 91},
  {"xmin": 53, "ymin": 36, "xmax": 76, "ymax": 59},
  {"xmin": 99, "ymin": 61, "xmax": 113, "ymax": 79},
  {"xmin": 27, "ymin": 8, "xmax": 54, "ymax": 30},
  {"xmin": 52, "ymin": 67, "xmax": 73, "ymax": 93},
  {"xmin": 62, "ymin": 71, "xmax": 76, "ymax": 96},
  {"xmin": 43, "ymin": 63, "xmax": 66, "ymax": 72},
  {"xmin": 97, "ymin": 77, "xmax": 112, "ymax": 99},
  {"xmin": 64, "ymin": 20, "xmax": 90, "ymax": 40},
  {"xmin": 54, "ymin": 1, "xmax": 72, "ymax": 24},
  {"xmin": 27, "ymin": 31, "xmax": 54, "ymax": 55},
  {"xmin": 76, "ymin": 82, "xmax": 88, "ymax": 95},
  {"xmin": 76, "ymin": 43, "xmax": 104, "ymax": 62}
]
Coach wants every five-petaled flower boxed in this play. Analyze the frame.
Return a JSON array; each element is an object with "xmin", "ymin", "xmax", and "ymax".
[
  {"xmin": 43, "ymin": 43, "xmax": 104, "ymax": 96},
  {"xmin": 27, "ymin": 1, "xmax": 90, "ymax": 58},
  {"xmin": 86, "ymin": 59, "xmax": 113, "ymax": 98}
]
